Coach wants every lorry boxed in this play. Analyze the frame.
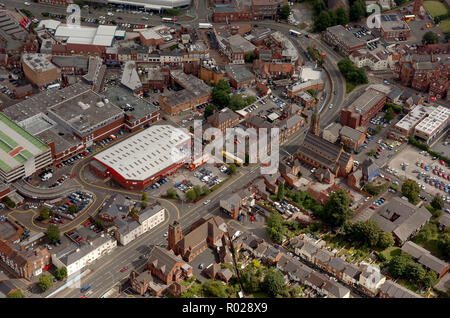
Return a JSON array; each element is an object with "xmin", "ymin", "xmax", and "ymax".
[{"xmin": 199, "ymin": 23, "xmax": 213, "ymax": 29}]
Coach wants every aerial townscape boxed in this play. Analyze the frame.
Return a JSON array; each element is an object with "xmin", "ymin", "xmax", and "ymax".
[{"xmin": 0, "ymin": 0, "xmax": 449, "ymax": 302}]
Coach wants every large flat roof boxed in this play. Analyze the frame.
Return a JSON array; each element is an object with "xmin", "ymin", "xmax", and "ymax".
[
  {"xmin": 54, "ymin": 24, "xmax": 117, "ymax": 47},
  {"xmin": 94, "ymin": 124, "xmax": 191, "ymax": 181},
  {"xmin": 0, "ymin": 114, "xmax": 49, "ymax": 172}
]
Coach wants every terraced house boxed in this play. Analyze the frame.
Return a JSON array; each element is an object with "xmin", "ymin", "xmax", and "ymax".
[{"xmin": 0, "ymin": 113, "xmax": 52, "ymax": 183}]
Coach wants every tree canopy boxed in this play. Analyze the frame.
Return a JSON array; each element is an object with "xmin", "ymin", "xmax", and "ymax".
[
  {"xmin": 422, "ymin": 31, "xmax": 439, "ymax": 45},
  {"xmin": 202, "ymin": 280, "xmax": 228, "ymax": 297},
  {"xmin": 46, "ymin": 224, "xmax": 60, "ymax": 243},
  {"xmin": 431, "ymin": 195, "xmax": 444, "ymax": 211},
  {"xmin": 55, "ymin": 267, "xmax": 67, "ymax": 280},
  {"xmin": 166, "ymin": 188, "xmax": 177, "ymax": 199},
  {"xmin": 262, "ymin": 268, "xmax": 286, "ymax": 297},
  {"xmin": 338, "ymin": 58, "xmax": 368, "ymax": 86},
  {"xmin": 401, "ymin": 179, "xmax": 420, "ymax": 205},
  {"xmin": 39, "ymin": 274, "xmax": 53, "ymax": 291},
  {"xmin": 279, "ymin": 4, "xmax": 291, "ymax": 20},
  {"xmin": 320, "ymin": 190, "xmax": 353, "ymax": 227},
  {"xmin": 350, "ymin": 0, "xmax": 366, "ymax": 22},
  {"xmin": 7, "ymin": 290, "xmax": 25, "ymax": 298},
  {"xmin": 267, "ymin": 211, "xmax": 284, "ymax": 243},
  {"xmin": 39, "ymin": 207, "xmax": 50, "ymax": 220}
]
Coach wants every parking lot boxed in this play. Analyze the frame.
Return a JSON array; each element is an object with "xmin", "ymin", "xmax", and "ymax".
[
  {"xmin": 388, "ymin": 145, "xmax": 450, "ymax": 200},
  {"xmin": 145, "ymin": 163, "xmax": 230, "ymax": 200}
]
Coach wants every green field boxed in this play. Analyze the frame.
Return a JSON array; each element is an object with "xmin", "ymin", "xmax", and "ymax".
[
  {"xmin": 440, "ymin": 18, "xmax": 450, "ymax": 33},
  {"xmin": 423, "ymin": 1, "xmax": 449, "ymax": 17}
]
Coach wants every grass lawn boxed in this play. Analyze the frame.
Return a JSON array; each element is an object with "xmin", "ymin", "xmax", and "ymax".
[
  {"xmin": 379, "ymin": 246, "xmax": 401, "ymax": 261},
  {"xmin": 440, "ymin": 18, "xmax": 450, "ymax": 33},
  {"xmin": 251, "ymin": 291, "xmax": 270, "ymax": 298},
  {"xmin": 423, "ymin": 1, "xmax": 449, "ymax": 17}
]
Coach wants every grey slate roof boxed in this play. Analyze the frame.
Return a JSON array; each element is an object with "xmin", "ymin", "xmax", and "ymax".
[
  {"xmin": 148, "ymin": 246, "xmax": 184, "ymax": 276},
  {"xmin": 224, "ymin": 64, "xmax": 255, "ymax": 83},
  {"xmin": 379, "ymin": 280, "xmax": 422, "ymax": 298}
]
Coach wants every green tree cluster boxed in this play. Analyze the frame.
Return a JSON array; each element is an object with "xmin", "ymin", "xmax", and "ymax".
[
  {"xmin": 202, "ymin": 280, "xmax": 228, "ymax": 297},
  {"xmin": 39, "ymin": 274, "xmax": 53, "ymax": 291},
  {"xmin": 46, "ymin": 224, "xmax": 60, "ymax": 243},
  {"xmin": 342, "ymin": 220, "xmax": 394, "ymax": 248},
  {"xmin": 204, "ymin": 104, "xmax": 217, "ymax": 119},
  {"xmin": 39, "ymin": 207, "xmax": 50, "ymax": 220},
  {"xmin": 388, "ymin": 254, "xmax": 438, "ymax": 288},
  {"xmin": 401, "ymin": 179, "xmax": 420, "ymax": 205},
  {"xmin": 267, "ymin": 211, "xmax": 284, "ymax": 243},
  {"xmin": 313, "ymin": 6, "xmax": 349, "ymax": 31},
  {"xmin": 279, "ymin": 4, "xmax": 291, "ymax": 20},
  {"xmin": 212, "ymin": 80, "xmax": 232, "ymax": 108},
  {"xmin": 262, "ymin": 268, "xmax": 287, "ymax": 297},
  {"xmin": 68, "ymin": 204, "xmax": 77, "ymax": 215},
  {"xmin": 349, "ymin": 0, "xmax": 366, "ymax": 22},
  {"xmin": 337, "ymin": 58, "xmax": 368, "ymax": 87},
  {"xmin": 166, "ymin": 188, "xmax": 178, "ymax": 199},
  {"xmin": 318, "ymin": 190, "xmax": 353, "ymax": 227},
  {"xmin": 422, "ymin": 31, "xmax": 439, "ymax": 44},
  {"xmin": 55, "ymin": 267, "xmax": 67, "ymax": 281},
  {"xmin": 245, "ymin": 51, "xmax": 258, "ymax": 63},
  {"xmin": 4, "ymin": 196, "xmax": 15, "ymax": 208},
  {"xmin": 6, "ymin": 290, "xmax": 25, "ymax": 298},
  {"xmin": 431, "ymin": 195, "xmax": 445, "ymax": 211}
]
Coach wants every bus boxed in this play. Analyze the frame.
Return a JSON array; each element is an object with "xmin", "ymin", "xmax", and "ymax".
[
  {"xmin": 222, "ymin": 151, "xmax": 244, "ymax": 166},
  {"xmin": 47, "ymin": 83, "xmax": 60, "ymax": 90},
  {"xmin": 403, "ymin": 15, "xmax": 415, "ymax": 23},
  {"xmin": 199, "ymin": 23, "xmax": 213, "ymax": 29},
  {"xmin": 162, "ymin": 17, "xmax": 178, "ymax": 23},
  {"xmin": 289, "ymin": 29, "xmax": 301, "ymax": 37}
]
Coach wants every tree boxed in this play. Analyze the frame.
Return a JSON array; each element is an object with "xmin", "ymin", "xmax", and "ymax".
[
  {"xmin": 245, "ymin": 51, "xmax": 258, "ymax": 63},
  {"xmin": 388, "ymin": 254, "xmax": 410, "ymax": 278},
  {"xmin": 384, "ymin": 107, "xmax": 394, "ymax": 122},
  {"xmin": 7, "ymin": 289, "xmax": 25, "ymax": 298},
  {"xmin": 204, "ymin": 104, "xmax": 217, "ymax": 119},
  {"xmin": 402, "ymin": 179, "xmax": 420, "ymax": 205},
  {"xmin": 311, "ymin": 0, "xmax": 326, "ymax": 16},
  {"xmin": 350, "ymin": 0, "xmax": 366, "ymax": 22},
  {"xmin": 262, "ymin": 268, "xmax": 286, "ymax": 297},
  {"xmin": 39, "ymin": 274, "xmax": 53, "ymax": 291},
  {"xmin": 166, "ymin": 188, "xmax": 177, "ymax": 199},
  {"xmin": 321, "ymin": 190, "xmax": 353, "ymax": 226},
  {"xmin": 279, "ymin": 4, "xmax": 291, "ymax": 20},
  {"xmin": 422, "ymin": 271, "xmax": 438, "ymax": 288},
  {"xmin": 68, "ymin": 204, "xmax": 77, "ymax": 215},
  {"xmin": 193, "ymin": 185, "xmax": 203, "ymax": 198},
  {"xmin": 241, "ymin": 268, "xmax": 260, "ymax": 293},
  {"xmin": 335, "ymin": 6, "xmax": 349, "ymax": 25},
  {"xmin": 362, "ymin": 220, "xmax": 382, "ymax": 247},
  {"xmin": 129, "ymin": 209, "xmax": 139, "ymax": 217},
  {"xmin": 46, "ymin": 224, "xmax": 60, "ymax": 243},
  {"xmin": 202, "ymin": 280, "xmax": 228, "ymax": 297},
  {"xmin": 201, "ymin": 185, "xmax": 211, "ymax": 196},
  {"xmin": 228, "ymin": 164, "xmax": 237, "ymax": 175},
  {"xmin": 55, "ymin": 267, "xmax": 67, "ymax": 281},
  {"xmin": 39, "ymin": 207, "xmax": 50, "ymax": 220},
  {"xmin": 214, "ymin": 80, "xmax": 232, "ymax": 93},
  {"xmin": 378, "ymin": 232, "xmax": 395, "ymax": 249},
  {"xmin": 4, "ymin": 196, "xmax": 15, "ymax": 208},
  {"xmin": 228, "ymin": 94, "xmax": 246, "ymax": 111},
  {"xmin": 140, "ymin": 202, "xmax": 147, "ymax": 209},
  {"xmin": 422, "ymin": 31, "xmax": 439, "ymax": 45},
  {"xmin": 95, "ymin": 219, "xmax": 103, "ymax": 229},
  {"xmin": 405, "ymin": 262, "xmax": 426, "ymax": 282},
  {"xmin": 431, "ymin": 196, "xmax": 445, "ymax": 211},
  {"xmin": 267, "ymin": 211, "xmax": 284, "ymax": 243},
  {"xmin": 314, "ymin": 11, "xmax": 331, "ymax": 32},
  {"xmin": 186, "ymin": 189, "xmax": 197, "ymax": 201},
  {"xmin": 212, "ymin": 89, "xmax": 230, "ymax": 108},
  {"xmin": 141, "ymin": 193, "xmax": 148, "ymax": 201},
  {"xmin": 277, "ymin": 183, "xmax": 285, "ymax": 201}
]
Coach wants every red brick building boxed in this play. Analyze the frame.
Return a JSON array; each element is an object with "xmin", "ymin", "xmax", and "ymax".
[
  {"xmin": 213, "ymin": 6, "xmax": 254, "ymax": 22},
  {"xmin": 340, "ymin": 88, "xmax": 387, "ymax": 129}
]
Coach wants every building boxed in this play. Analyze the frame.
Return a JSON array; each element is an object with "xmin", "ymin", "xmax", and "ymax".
[
  {"xmin": 224, "ymin": 64, "xmax": 256, "ymax": 89},
  {"xmin": 361, "ymin": 160, "xmax": 380, "ymax": 182},
  {"xmin": 349, "ymin": 49, "xmax": 389, "ymax": 71},
  {"xmin": 323, "ymin": 25, "xmax": 366, "ymax": 56},
  {"xmin": 219, "ymin": 34, "xmax": 256, "ymax": 64},
  {"xmin": 0, "ymin": 113, "xmax": 52, "ymax": 183},
  {"xmin": 21, "ymin": 53, "xmax": 61, "ymax": 88},
  {"xmin": 401, "ymin": 241, "xmax": 449, "ymax": 278},
  {"xmin": 379, "ymin": 14, "xmax": 410, "ymax": 40},
  {"xmin": 121, "ymin": 61, "xmax": 143, "ymax": 95},
  {"xmin": 13, "ymin": 84, "xmax": 33, "ymax": 99},
  {"xmin": 168, "ymin": 216, "xmax": 227, "ymax": 262},
  {"xmin": 138, "ymin": 25, "xmax": 170, "ymax": 47},
  {"xmin": 206, "ymin": 107, "xmax": 240, "ymax": 134},
  {"xmin": 322, "ymin": 122, "xmax": 342, "ymax": 144},
  {"xmin": 340, "ymin": 87, "xmax": 387, "ymax": 129},
  {"xmin": 213, "ymin": 6, "xmax": 254, "ymax": 23},
  {"xmin": 388, "ymin": 105, "xmax": 435, "ymax": 142},
  {"xmin": 296, "ymin": 132, "xmax": 354, "ymax": 178},
  {"xmin": 103, "ymin": 85, "xmax": 160, "ymax": 132},
  {"xmin": 378, "ymin": 280, "xmax": 422, "ymax": 298},
  {"xmin": 115, "ymin": 205, "xmax": 166, "ymax": 246},
  {"xmin": 93, "ymin": 124, "xmax": 191, "ymax": 190},
  {"xmin": 339, "ymin": 125, "xmax": 366, "ymax": 152},
  {"xmin": 414, "ymin": 105, "xmax": 450, "ymax": 144},
  {"xmin": 253, "ymin": 59, "xmax": 295, "ymax": 80},
  {"xmin": 145, "ymin": 246, "xmax": 192, "ymax": 288},
  {"xmin": 370, "ymin": 197, "xmax": 432, "ymax": 244},
  {"xmin": 53, "ymin": 24, "xmax": 120, "ymax": 56},
  {"xmin": 252, "ymin": 0, "xmax": 288, "ymax": 20},
  {"xmin": 51, "ymin": 235, "xmax": 117, "ymax": 277},
  {"xmin": 159, "ymin": 71, "xmax": 212, "ymax": 115}
]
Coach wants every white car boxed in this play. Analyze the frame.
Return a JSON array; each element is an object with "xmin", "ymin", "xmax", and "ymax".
[
  {"xmin": 203, "ymin": 200, "xmax": 211, "ymax": 205},
  {"xmin": 24, "ymin": 1, "xmax": 31, "ymax": 5},
  {"xmin": 163, "ymin": 232, "xmax": 168, "ymax": 237}
]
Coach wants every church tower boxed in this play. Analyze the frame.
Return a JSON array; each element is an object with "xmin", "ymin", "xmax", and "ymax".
[
  {"xmin": 309, "ymin": 105, "xmax": 320, "ymax": 136},
  {"xmin": 168, "ymin": 221, "xmax": 182, "ymax": 252}
]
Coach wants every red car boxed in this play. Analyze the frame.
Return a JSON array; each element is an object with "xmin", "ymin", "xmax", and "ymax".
[
  {"xmin": 84, "ymin": 221, "xmax": 92, "ymax": 227},
  {"xmin": 120, "ymin": 266, "xmax": 129, "ymax": 272},
  {"xmin": 385, "ymin": 177, "xmax": 391, "ymax": 181},
  {"xmin": 70, "ymin": 173, "xmax": 76, "ymax": 178},
  {"xmin": 58, "ymin": 219, "xmax": 64, "ymax": 224},
  {"xmin": 370, "ymin": 205, "xmax": 376, "ymax": 210},
  {"xmin": 440, "ymin": 160, "xmax": 445, "ymax": 165},
  {"xmin": 56, "ymin": 163, "xmax": 62, "ymax": 168}
]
